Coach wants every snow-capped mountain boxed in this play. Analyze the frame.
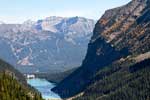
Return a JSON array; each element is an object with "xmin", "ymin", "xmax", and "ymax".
[{"xmin": 0, "ymin": 16, "xmax": 95, "ymax": 74}]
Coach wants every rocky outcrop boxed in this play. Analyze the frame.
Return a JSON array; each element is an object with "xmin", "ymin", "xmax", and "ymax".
[{"xmin": 52, "ymin": 0, "xmax": 150, "ymax": 98}]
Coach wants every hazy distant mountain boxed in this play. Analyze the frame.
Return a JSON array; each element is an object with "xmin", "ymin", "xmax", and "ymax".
[
  {"xmin": 0, "ymin": 16, "xmax": 95, "ymax": 74},
  {"xmin": 0, "ymin": 21, "xmax": 5, "ymax": 24}
]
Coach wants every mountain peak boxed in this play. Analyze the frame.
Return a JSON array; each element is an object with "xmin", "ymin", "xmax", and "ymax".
[
  {"xmin": 34, "ymin": 16, "xmax": 95, "ymax": 33},
  {"xmin": 45, "ymin": 16, "xmax": 64, "ymax": 21},
  {"xmin": 23, "ymin": 20, "xmax": 35, "ymax": 25}
]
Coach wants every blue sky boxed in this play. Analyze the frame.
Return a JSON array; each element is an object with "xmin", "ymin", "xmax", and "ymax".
[{"xmin": 0, "ymin": 0, "xmax": 131, "ymax": 23}]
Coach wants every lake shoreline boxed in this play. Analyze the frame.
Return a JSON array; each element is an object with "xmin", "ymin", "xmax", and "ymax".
[{"xmin": 27, "ymin": 78, "xmax": 61, "ymax": 100}]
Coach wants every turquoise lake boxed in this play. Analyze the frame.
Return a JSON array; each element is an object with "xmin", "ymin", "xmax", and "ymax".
[{"xmin": 27, "ymin": 78, "xmax": 61, "ymax": 100}]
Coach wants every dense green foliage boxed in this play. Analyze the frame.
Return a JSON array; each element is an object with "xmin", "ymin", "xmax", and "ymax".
[
  {"xmin": 74, "ymin": 59, "xmax": 150, "ymax": 100},
  {"xmin": 0, "ymin": 72, "xmax": 43, "ymax": 100},
  {"xmin": 0, "ymin": 59, "xmax": 43, "ymax": 100}
]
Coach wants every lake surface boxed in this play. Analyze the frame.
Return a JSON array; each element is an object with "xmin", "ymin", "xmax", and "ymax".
[{"xmin": 27, "ymin": 78, "xmax": 61, "ymax": 100}]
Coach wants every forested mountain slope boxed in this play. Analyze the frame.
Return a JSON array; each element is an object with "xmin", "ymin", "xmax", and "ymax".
[
  {"xmin": 0, "ymin": 59, "xmax": 43, "ymax": 100},
  {"xmin": 52, "ymin": 0, "xmax": 150, "ymax": 98},
  {"xmin": 74, "ymin": 57, "xmax": 150, "ymax": 100}
]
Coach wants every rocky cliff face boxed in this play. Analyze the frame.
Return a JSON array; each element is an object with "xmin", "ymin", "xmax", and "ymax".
[
  {"xmin": 35, "ymin": 16, "xmax": 94, "ymax": 35},
  {"xmin": 52, "ymin": 0, "xmax": 150, "ymax": 98},
  {"xmin": 91, "ymin": 0, "xmax": 149, "ymax": 54}
]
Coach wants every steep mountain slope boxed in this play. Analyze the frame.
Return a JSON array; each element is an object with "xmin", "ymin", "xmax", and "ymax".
[
  {"xmin": 0, "ymin": 59, "xmax": 26, "ymax": 85},
  {"xmin": 0, "ymin": 59, "xmax": 43, "ymax": 100},
  {"xmin": 74, "ymin": 58, "xmax": 150, "ymax": 100},
  {"xmin": 0, "ymin": 73, "xmax": 43, "ymax": 100},
  {"xmin": 0, "ymin": 16, "xmax": 95, "ymax": 74},
  {"xmin": 52, "ymin": 0, "xmax": 150, "ymax": 98}
]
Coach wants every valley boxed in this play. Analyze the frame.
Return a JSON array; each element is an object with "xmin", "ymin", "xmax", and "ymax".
[
  {"xmin": 0, "ymin": 0, "xmax": 150, "ymax": 100},
  {"xmin": 0, "ymin": 16, "xmax": 95, "ymax": 100},
  {"xmin": 27, "ymin": 78, "xmax": 61, "ymax": 100}
]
